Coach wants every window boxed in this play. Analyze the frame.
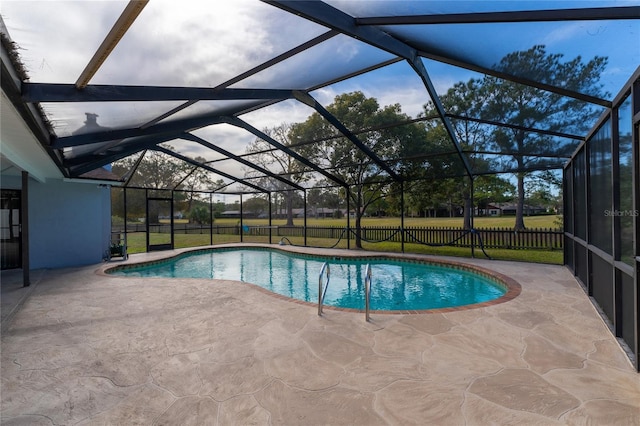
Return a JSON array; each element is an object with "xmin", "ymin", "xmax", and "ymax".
[
  {"xmin": 588, "ymin": 120, "xmax": 612, "ymax": 254},
  {"xmin": 574, "ymin": 148, "xmax": 587, "ymax": 240},
  {"xmin": 617, "ymin": 96, "xmax": 633, "ymax": 265}
]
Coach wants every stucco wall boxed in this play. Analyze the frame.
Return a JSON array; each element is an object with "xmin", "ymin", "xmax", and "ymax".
[{"xmin": 2, "ymin": 175, "xmax": 111, "ymax": 269}]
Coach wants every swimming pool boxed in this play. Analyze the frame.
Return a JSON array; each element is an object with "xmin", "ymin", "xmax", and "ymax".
[{"xmin": 107, "ymin": 247, "xmax": 519, "ymax": 312}]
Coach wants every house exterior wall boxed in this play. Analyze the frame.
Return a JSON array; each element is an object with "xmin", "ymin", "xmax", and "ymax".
[{"xmin": 1, "ymin": 175, "xmax": 111, "ymax": 269}]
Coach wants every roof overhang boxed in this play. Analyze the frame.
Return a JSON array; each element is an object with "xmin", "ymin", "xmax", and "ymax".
[{"xmin": 0, "ymin": 90, "xmax": 61, "ymax": 183}]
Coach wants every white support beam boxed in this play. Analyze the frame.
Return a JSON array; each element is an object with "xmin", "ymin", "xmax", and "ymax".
[{"xmin": 75, "ymin": 0, "xmax": 149, "ymax": 89}]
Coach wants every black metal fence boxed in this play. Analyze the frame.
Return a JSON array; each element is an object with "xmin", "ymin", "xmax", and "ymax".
[{"xmin": 114, "ymin": 224, "xmax": 562, "ymax": 250}]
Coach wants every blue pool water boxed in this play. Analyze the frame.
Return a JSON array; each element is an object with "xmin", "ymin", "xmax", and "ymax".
[{"xmin": 110, "ymin": 248, "xmax": 506, "ymax": 311}]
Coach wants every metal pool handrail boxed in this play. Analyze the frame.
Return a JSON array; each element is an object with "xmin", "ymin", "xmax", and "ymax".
[
  {"xmin": 364, "ymin": 263, "xmax": 372, "ymax": 322},
  {"xmin": 318, "ymin": 262, "xmax": 330, "ymax": 316}
]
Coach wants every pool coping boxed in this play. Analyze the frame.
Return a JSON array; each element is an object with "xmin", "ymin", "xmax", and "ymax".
[{"xmin": 97, "ymin": 243, "xmax": 522, "ymax": 315}]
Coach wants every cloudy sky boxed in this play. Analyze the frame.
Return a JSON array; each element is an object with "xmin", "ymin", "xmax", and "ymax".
[{"xmin": 1, "ymin": 0, "xmax": 638, "ymax": 181}]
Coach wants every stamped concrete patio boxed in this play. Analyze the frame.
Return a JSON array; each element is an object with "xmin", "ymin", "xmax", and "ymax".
[{"xmin": 1, "ymin": 245, "xmax": 639, "ymax": 425}]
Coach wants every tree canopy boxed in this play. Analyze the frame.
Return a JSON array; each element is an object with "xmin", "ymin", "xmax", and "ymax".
[
  {"xmin": 481, "ymin": 45, "xmax": 606, "ymax": 229},
  {"xmin": 287, "ymin": 91, "xmax": 429, "ymax": 247},
  {"xmin": 422, "ymin": 45, "xmax": 607, "ymax": 229},
  {"xmin": 245, "ymin": 123, "xmax": 309, "ymax": 225},
  {"xmin": 110, "ymin": 45, "xmax": 607, "ymax": 234},
  {"xmin": 111, "ymin": 148, "xmax": 219, "ymax": 219}
]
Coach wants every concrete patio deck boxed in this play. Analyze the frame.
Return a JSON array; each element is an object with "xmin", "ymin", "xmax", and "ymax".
[{"xmin": 1, "ymin": 245, "xmax": 639, "ymax": 425}]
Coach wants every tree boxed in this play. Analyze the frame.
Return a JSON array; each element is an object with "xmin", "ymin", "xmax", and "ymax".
[
  {"xmin": 398, "ymin": 178, "xmax": 454, "ymax": 217},
  {"xmin": 112, "ymin": 149, "xmax": 183, "ymax": 189},
  {"xmin": 111, "ymin": 149, "xmax": 221, "ymax": 222},
  {"xmin": 418, "ymin": 45, "xmax": 607, "ymax": 229},
  {"xmin": 420, "ymin": 81, "xmax": 493, "ymax": 228},
  {"xmin": 212, "ymin": 201, "xmax": 226, "ymax": 219},
  {"xmin": 178, "ymin": 156, "xmax": 217, "ymax": 213},
  {"xmin": 481, "ymin": 45, "xmax": 607, "ymax": 229},
  {"xmin": 289, "ymin": 91, "xmax": 428, "ymax": 247},
  {"xmin": 474, "ymin": 175, "xmax": 515, "ymax": 215},
  {"xmin": 306, "ymin": 187, "xmax": 344, "ymax": 218},
  {"xmin": 242, "ymin": 195, "xmax": 270, "ymax": 217},
  {"xmin": 189, "ymin": 205, "xmax": 210, "ymax": 225},
  {"xmin": 112, "ymin": 151, "xmax": 177, "ymax": 220},
  {"xmin": 525, "ymin": 170, "xmax": 561, "ymax": 213},
  {"xmin": 245, "ymin": 123, "xmax": 310, "ymax": 226}
]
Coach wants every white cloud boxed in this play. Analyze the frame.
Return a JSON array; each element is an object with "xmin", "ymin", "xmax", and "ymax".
[
  {"xmin": 240, "ymin": 99, "xmax": 317, "ymax": 131},
  {"xmin": 541, "ymin": 22, "xmax": 589, "ymax": 46},
  {"xmin": 191, "ymin": 123, "xmax": 254, "ymax": 155},
  {"xmin": 3, "ymin": 0, "xmax": 637, "ymax": 183},
  {"xmin": 1, "ymin": 0, "xmax": 128, "ymax": 82},
  {"xmin": 375, "ymin": 86, "xmax": 428, "ymax": 117},
  {"xmin": 97, "ymin": 0, "xmax": 274, "ymax": 86}
]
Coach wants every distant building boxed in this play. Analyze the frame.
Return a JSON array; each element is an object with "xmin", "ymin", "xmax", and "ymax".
[
  {"xmin": 476, "ymin": 204, "xmax": 502, "ymax": 216},
  {"xmin": 271, "ymin": 207, "xmax": 345, "ymax": 219},
  {"xmin": 498, "ymin": 203, "xmax": 547, "ymax": 216},
  {"xmin": 221, "ymin": 210, "xmax": 260, "ymax": 219}
]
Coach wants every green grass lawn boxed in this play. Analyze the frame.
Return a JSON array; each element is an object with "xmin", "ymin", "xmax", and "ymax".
[
  {"xmin": 122, "ymin": 213, "xmax": 564, "ymax": 265},
  {"xmin": 217, "ymin": 215, "xmax": 561, "ymax": 229}
]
